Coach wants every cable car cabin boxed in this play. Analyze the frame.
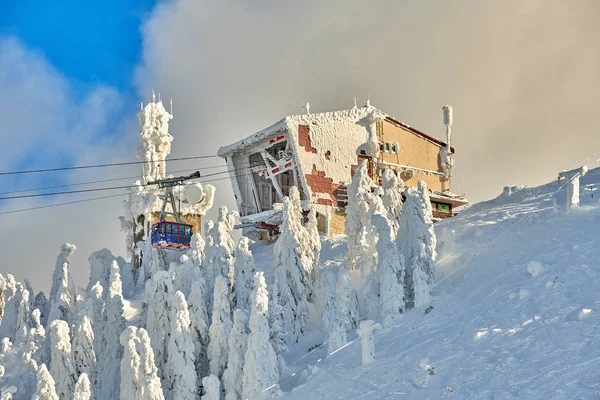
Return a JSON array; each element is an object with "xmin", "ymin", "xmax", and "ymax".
[{"xmin": 151, "ymin": 221, "xmax": 193, "ymax": 250}]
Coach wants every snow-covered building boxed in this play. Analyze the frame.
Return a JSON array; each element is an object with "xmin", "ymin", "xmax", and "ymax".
[
  {"xmin": 121, "ymin": 96, "xmax": 215, "ymax": 269},
  {"xmin": 217, "ymin": 102, "xmax": 467, "ymax": 236}
]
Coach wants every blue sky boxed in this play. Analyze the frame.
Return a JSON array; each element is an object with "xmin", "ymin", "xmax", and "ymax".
[{"xmin": 1, "ymin": 0, "xmax": 156, "ymax": 96}]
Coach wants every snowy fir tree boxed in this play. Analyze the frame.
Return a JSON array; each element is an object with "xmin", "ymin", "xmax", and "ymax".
[
  {"xmin": 34, "ymin": 291, "xmax": 48, "ymax": 327},
  {"xmin": 242, "ymin": 272, "xmax": 279, "ymax": 399},
  {"xmin": 344, "ymin": 160, "xmax": 384, "ymax": 276},
  {"xmin": 32, "ymin": 364, "xmax": 59, "ymax": 400},
  {"xmin": 24, "ymin": 279, "xmax": 35, "ymax": 313},
  {"xmin": 204, "ymin": 206, "xmax": 237, "ymax": 312},
  {"xmin": 47, "ymin": 263, "xmax": 76, "ymax": 326},
  {"xmin": 305, "ymin": 207, "xmax": 321, "ymax": 270},
  {"xmin": 86, "ymin": 249, "xmax": 117, "ymax": 300},
  {"xmin": 381, "ymin": 169, "xmax": 404, "ymax": 239},
  {"xmin": 208, "ymin": 276, "xmax": 233, "ymax": 379},
  {"xmin": 48, "ymin": 320, "xmax": 76, "ymax": 399},
  {"xmin": 327, "ymin": 269, "xmax": 359, "ymax": 354},
  {"xmin": 71, "ymin": 315, "xmax": 97, "ymax": 391},
  {"xmin": 271, "ymin": 194, "xmax": 310, "ymax": 345},
  {"xmin": 361, "ymin": 273, "xmax": 380, "ymax": 322},
  {"xmin": 187, "ymin": 279, "xmax": 210, "ymax": 380},
  {"xmin": 372, "ymin": 213, "xmax": 406, "ymax": 323},
  {"xmin": 320, "ymin": 269, "xmax": 338, "ymax": 335},
  {"xmin": 29, "ymin": 308, "xmax": 48, "ymax": 366},
  {"xmin": 288, "ymin": 187, "xmax": 315, "ymax": 297},
  {"xmin": 144, "ymin": 270, "xmax": 175, "ymax": 381},
  {"xmin": 268, "ymin": 284, "xmax": 288, "ymax": 375},
  {"xmin": 412, "ymin": 260, "xmax": 431, "ymax": 309},
  {"xmin": 170, "ymin": 254, "xmax": 202, "ymax": 300},
  {"xmin": 119, "ymin": 327, "xmax": 140, "ymax": 400},
  {"xmin": 49, "ymin": 244, "xmax": 77, "ymax": 309},
  {"xmin": 187, "ymin": 232, "xmax": 206, "ymax": 266},
  {"xmin": 201, "ymin": 375, "xmax": 220, "ymax": 400},
  {"xmin": 223, "ymin": 309, "xmax": 248, "ymax": 400},
  {"xmin": 232, "ymin": 237, "xmax": 255, "ymax": 314},
  {"xmin": 73, "ymin": 374, "xmax": 91, "ymax": 400},
  {"xmin": 97, "ymin": 262, "xmax": 126, "ymax": 400},
  {"xmin": 396, "ymin": 181, "xmax": 436, "ymax": 309},
  {"xmin": 164, "ymin": 291, "xmax": 196, "ymax": 400},
  {"xmin": 0, "ymin": 282, "xmax": 31, "ymax": 343},
  {"xmin": 137, "ymin": 327, "xmax": 166, "ymax": 400}
]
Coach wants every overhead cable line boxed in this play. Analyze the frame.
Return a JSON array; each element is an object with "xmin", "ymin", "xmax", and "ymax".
[
  {"xmin": 0, "ymin": 193, "xmax": 129, "ymax": 216},
  {"xmin": 0, "ymin": 155, "xmax": 219, "ymax": 177}
]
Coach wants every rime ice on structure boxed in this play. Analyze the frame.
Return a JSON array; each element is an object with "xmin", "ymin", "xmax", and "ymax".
[
  {"xmin": 218, "ymin": 101, "xmax": 468, "ymax": 238},
  {"xmin": 121, "ymin": 96, "xmax": 215, "ymax": 271}
]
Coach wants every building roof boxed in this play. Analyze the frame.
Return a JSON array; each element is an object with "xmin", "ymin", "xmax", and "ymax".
[{"xmin": 217, "ymin": 105, "xmax": 453, "ymax": 156}]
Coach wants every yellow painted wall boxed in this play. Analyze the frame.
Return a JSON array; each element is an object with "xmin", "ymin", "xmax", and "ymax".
[
  {"xmin": 380, "ymin": 120, "xmax": 448, "ymax": 192},
  {"xmin": 329, "ymin": 210, "xmax": 346, "ymax": 236}
]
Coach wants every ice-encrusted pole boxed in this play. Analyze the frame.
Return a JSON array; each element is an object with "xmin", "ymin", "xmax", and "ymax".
[
  {"xmin": 357, "ymin": 320, "xmax": 382, "ymax": 366},
  {"xmin": 137, "ymin": 97, "xmax": 174, "ymax": 184},
  {"xmin": 565, "ymin": 166, "xmax": 588, "ymax": 212},
  {"xmin": 440, "ymin": 105, "xmax": 455, "ymax": 180}
]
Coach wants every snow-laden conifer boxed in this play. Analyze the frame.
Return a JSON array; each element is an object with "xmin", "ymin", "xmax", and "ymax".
[
  {"xmin": 164, "ymin": 291, "xmax": 196, "ymax": 400},
  {"xmin": 397, "ymin": 181, "xmax": 436, "ymax": 309},
  {"xmin": 1, "ymin": 283, "xmax": 31, "ymax": 343},
  {"xmin": 29, "ymin": 308, "xmax": 48, "ymax": 366},
  {"xmin": 223, "ymin": 309, "xmax": 248, "ymax": 400},
  {"xmin": 187, "ymin": 279, "xmax": 209, "ymax": 380},
  {"xmin": 201, "ymin": 375, "xmax": 220, "ymax": 400},
  {"xmin": 48, "ymin": 320, "xmax": 76, "ymax": 399},
  {"xmin": 305, "ymin": 207, "xmax": 321, "ymax": 269},
  {"xmin": 372, "ymin": 213, "xmax": 406, "ymax": 323},
  {"xmin": 327, "ymin": 269, "xmax": 359, "ymax": 354},
  {"xmin": 268, "ymin": 284, "xmax": 288, "ymax": 375},
  {"xmin": 208, "ymin": 276, "xmax": 233, "ymax": 378},
  {"xmin": 232, "ymin": 237, "xmax": 255, "ymax": 314},
  {"xmin": 242, "ymin": 272, "xmax": 279, "ymax": 399},
  {"xmin": 47, "ymin": 263, "xmax": 76, "ymax": 326},
  {"xmin": 381, "ymin": 169, "xmax": 404, "ymax": 239},
  {"xmin": 137, "ymin": 327, "xmax": 165, "ymax": 400},
  {"xmin": 49, "ymin": 244, "xmax": 77, "ymax": 308},
  {"xmin": 345, "ymin": 161, "xmax": 384, "ymax": 276},
  {"xmin": 86, "ymin": 249, "xmax": 116, "ymax": 300},
  {"xmin": 73, "ymin": 374, "xmax": 91, "ymax": 400},
  {"xmin": 119, "ymin": 327, "xmax": 140, "ymax": 400},
  {"xmin": 144, "ymin": 270, "xmax": 174, "ymax": 380},
  {"xmin": 187, "ymin": 232, "xmax": 206, "ymax": 266},
  {"xmin": 97, "ymin": 262, "xmax": 126, "ymax": 400},
  {"xmin": 170, "ymin": 255, "xmax": 202, "ymax": 300},
  {"xmin": 71, "ymin": 315, "xmax": 96, "ymax": 390},
  {"xmin": 204, "ymin": 207, "xmax": 237, "ymax": 312},
  {"xmin": 32, "ymin": 364, "xmax": 59, "ymax": 400},
  {"xmin": 271, "ymin": 194, "xmax": 309, "ymax": 344}
]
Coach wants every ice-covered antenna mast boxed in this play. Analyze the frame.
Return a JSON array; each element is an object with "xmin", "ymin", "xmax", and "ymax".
[{"xmin": 443, "ymin": 105, "xmax": 453, "ymax": 150}]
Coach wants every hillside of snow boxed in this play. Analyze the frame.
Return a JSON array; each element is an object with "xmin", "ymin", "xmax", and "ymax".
[{"xmin": 279, "ymin": 171, "xmax": 600, "ymax": 399}]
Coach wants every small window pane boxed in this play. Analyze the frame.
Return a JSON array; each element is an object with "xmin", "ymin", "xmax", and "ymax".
[
  {"xmin": 438, "ymin": 203, "xmax": 450, "ymax": 213},
  {"xmin": 186, "ymin": 226, "xmax": 191, "ymax": 236},
  {"xmin": 385, "ymin": 143, "xmax": 390, "ymax": 152},
  {"xmin": 391, "ymin": 143, "xmax": 398, "ymax": 154},
  {"xmin": 166, "ymin": 224, "xmax": 172, "ymax": 234},
  {"xmin": 173, "ymin": 224, "xmax": 179, "ymax": 235}
]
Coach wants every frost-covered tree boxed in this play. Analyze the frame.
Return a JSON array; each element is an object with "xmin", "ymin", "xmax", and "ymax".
[
  {"xmin": 232, "ymin": 237, "xmax": 255, "ymax": 314},
  {"xmin": 97, "ymin": 263, "xmax": 126, "ymax": 400},
  {"xmin": 71, "ymin": 315, "xmax": 96, "ymax": 391},
  {"xmin": 120, "ymin": 326, "xmax": 165, "ymax": 400},
  {"xmin": 268, "ymin": 284, "xmax": 288, "ymax": 375},
  {"xmin": 32, "ymin": 364, "xmax": 59, "ymax": 400},
  {"xmin": 327, "ymin": 269, "xmax": 359, "ymax": 354},
  {"xmin": 137, "ymin": 239, "xmax": 168, "ymax": 289},
  {"xmin": 34, "ymin": 291, "xmax": 48, "ymax": 327},
  {"xmin": 396, "ymin": 181, "xmax": 436, "ymax": 309},
  {"xmin": 29, "ymin": 308, "xmax": 48, "ymax": 366},
  {"xmin": 48, "ymin": 263, "xmax": 76, "ymax": 325},
  {"xmin": 412, "ymin": 261, "xmax": 431, "ymax": 309},
  {"xmin": 187, "ymin": 279, "xmax": 209, "ymax": 380},
  {"xmin": 242, "ymin": 272, "xmax": 279, "ymax": 399},
  {"xmin": 344, "ymin": 160, "xmax": 384, "ymax": 276},
  {"xmin": 73, "ymin": 374, "xmax": 91, "ymax": 400},
  {"xmin": 320, "ymin": 269, "xmax": 338, "ymax": 335},
  {"xmin": 119, "ymin": 327, "xmax": 140, "ymax": 400},
  {"xmin": 0, "ymin": 282, "xmax": 31, "ymax": 343},
  {"xmin": 381, "ymin": 169, "xmax": 404, "ymax": 239},
  {"xmin": 144, "ymin": 271, "xmax": 174, "ymax": 380},
  {"xmin": 271, "ymin": 194, "xmax": 310, "ymax": 345},
  {"xmin": 204, "ymin": 207, "xmax": 236, "ymax": 311},
  {"xmin": 361, "ymin": 274, "xmax": 379, "ymax": 322},
  {"xmin": 48, "ymin": 320, "xmax": 76, "ymax": 399},
  {"xmin": 201, "ymin": 375, "xmax": 220, "ymax": 400},
  {"xmin": 49, "ymin": 244, "xmax": 77, "ymax": 308},
  {"xmin": 164, "ymin": 291, "xmax": 196, "ymax": 400},
  {"xmin": 372, "ymin": 213, "xmax": 406, "ymax": 323},
  {"xmin": 305, "ymin": 207, "xmax": 321, "ymax": 269},
  {"xmin": 208, "ymin": 276, "xmax": 233, "ymax": 379},
  {"xmin": 187, "ymin": 232, "xmax": 206, "ymax": 266},
  {"xmin": 170, "ymin": 255, "xmax": 201, "ymax": 300},
  {"xmin": 86, "ymin": 249, "xmax": 116, "ymax": 300},
  {"xmin": 223, "ymin": 309, "xmax": 248, "ymax": 400}
]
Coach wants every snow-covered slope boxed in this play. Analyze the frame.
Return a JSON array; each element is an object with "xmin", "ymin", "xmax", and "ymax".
[{"xmin": 281, "ymin": 171, "xmax": 600, "ymax": 399}]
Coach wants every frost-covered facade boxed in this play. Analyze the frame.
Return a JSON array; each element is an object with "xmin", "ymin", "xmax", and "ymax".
[
  {"xmin": 120, "ymin": 96, "xmax": 215, "ymax": 269},
  {"xmin": 218, "ymin": 103, "xmax": 467, "ymax": 237}
]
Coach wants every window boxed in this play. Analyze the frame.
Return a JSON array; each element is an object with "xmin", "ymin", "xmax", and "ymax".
[
  {"xmin": 438, "ymin": 203, "xmax": 450, "ymax": 213},
  {"xmin": 166, "ymin": 223, "xmax": 172, "ymax": 234},
  {"xmin": 391, "ymin": 143, "xmax": 398, "ymax": 154},
  {"xmin": 185, "ymin": 226, "xmax": 191, "ymax": 236},
  {"xmin": 173, "ymin": 224, "xmax": 179, "ymax": 235},
  {"xmin": 385, "ymin": 143, "xmax": 390, "ymax": 152}
]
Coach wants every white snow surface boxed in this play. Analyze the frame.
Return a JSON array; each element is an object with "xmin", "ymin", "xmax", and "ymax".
[{"xmin": 279, "ymin": 169, "xmax": 600, "ymax": 399}]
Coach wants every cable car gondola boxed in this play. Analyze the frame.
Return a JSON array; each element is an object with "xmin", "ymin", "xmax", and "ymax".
[{"xmin": 148, "ymin": 171, "xmax": 200, "ymax": 251}]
